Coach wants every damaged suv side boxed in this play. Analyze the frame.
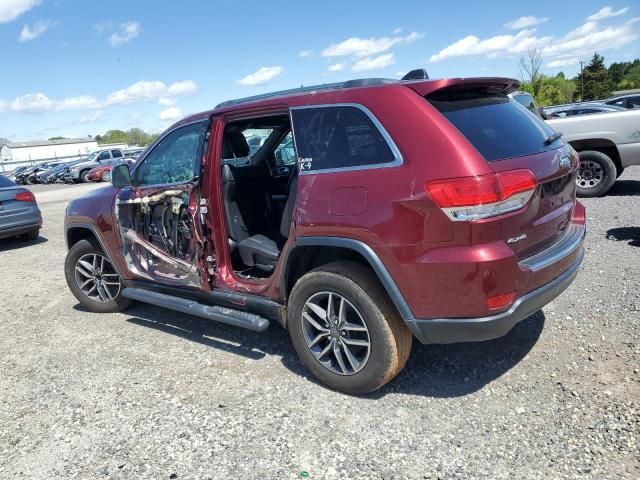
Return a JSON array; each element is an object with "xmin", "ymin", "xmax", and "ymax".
[{"xmin": 65, "ymin": 74, "xmax": 585, "ymax": 393}]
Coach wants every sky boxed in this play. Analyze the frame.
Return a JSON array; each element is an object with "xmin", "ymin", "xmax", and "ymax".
[{"xmin": 0, "ymin": 0, "xmax": 638, "ymax": 141}]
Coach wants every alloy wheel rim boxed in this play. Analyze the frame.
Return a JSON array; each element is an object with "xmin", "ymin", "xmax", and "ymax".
[
  {"xmin": 577, "ymin": 160, "xmax": 603, "ymax": 189},
  {"xmin": 74, "ymin": 253, "xmax": 121, "ymax": 303},
  {"xmin": 301, "ymin": 291, "xmax": 371, "ymax": 376}
]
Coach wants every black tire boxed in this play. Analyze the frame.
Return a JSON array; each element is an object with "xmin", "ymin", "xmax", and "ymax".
[
  {"xmin": 287, "ymin": 261, "xmax": 412, "ymax": 394},
  {"xmin": 18, "ymin": 228, "xmax": 39, "ymax": 241},
  {"xmin": 576, "ymin": 150, "xmax": 617, "ymax": 197},
  {"xmin": 64, "ymin": 239, "xmax": 132, "ymax": 313},
  {"xmin": 80, "ymin": 170, "xmax": 91, "ymax": 183}
]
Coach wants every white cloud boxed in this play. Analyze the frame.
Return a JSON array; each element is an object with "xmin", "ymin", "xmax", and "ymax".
[
  {"xmin": 19, "ymin": 20, "xmax": 55, "ymax": 42},
  {"xmin": 0, "ymin": 0, "xmax": 40, "ymax": 24},
  {"xmin": 543, "ymin": 22, "xmax": 638, "ymax": 57},
  {"xmin": 504, "ymin": 15, "xmax": 549, "ymax": 30},
  {"xmin": 430, "ymin": 29, "xmax": 547, "ymax": 62},
  {"xmin": 352, "ymin": 53, "xmax": 395, "ymax": 72},
  {"xmin": 105, "ymin": 80, "xmax": 197, "ymax": 106},
  {"xmin": 328, "ymin": 63, "xmax": 345, "ymax": 72},
  {"xmin": 587, "ymin": 6, "xmax": 628, "ymax": 21},
  {"xmin": 108, "ymin": 21, "xmax": 141, "ymax": 46},
  {"xmin": 430, "ymin": 15, "xmax": 638, "ymax": 63},
  {"xmin": 11, "ymin": 93, "xmax": 53, "ymax": 113},
  {"xmin": 546, "ymin": 57, "xmax": 579, "ymax": 68},
  {"xmin": 106, "ymin": 81, "xmax": 166, "ymax": 105},
  {"xmin": 321, "ymin": 31, "xmax": 423, "ymax": 57},
  {"xmin": 158, "ymin": 97, "xmax": 177, "ymax": 106},
  {"xmin": 78, "ymin": 110, "xmax": 104, "ymax": 124},
  {"xmin": 4, "ymin": 79, "xmax": 198, "ymax": 114},
  {"xmin": 237, "ymin": 66, "xmax": 283, "ymax": 86},
  {"xmin": 299, "ymin": 49, "xmax": 313, "ymax": 58},
  {"xmin": 158, "ymin": 107, "xmax": 182, "ymax": 121},
  {"xmin": 393, "ymin": 27, "xmax": 403, "ymax": 35},
  {"xmin": 166, "ymin": 80, "xmax": 198, "ymax": 96}
]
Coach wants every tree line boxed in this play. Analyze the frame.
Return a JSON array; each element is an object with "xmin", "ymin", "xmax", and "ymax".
[
  {"xmin": 94, "ymin": 128, "xmax": 159, "ymax": 147},
  {"xmin": 519, "ymin": 50, "xmax": 640, "ymax": 106}
]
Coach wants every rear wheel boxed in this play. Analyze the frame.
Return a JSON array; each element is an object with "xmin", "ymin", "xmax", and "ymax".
[
  {"xmin": 80, "ymin": 170, "xmax": 91, "ymax": 183},
  {"xmin": 576, "ymin": 150, "xmax": 616, "ymax": 197},
  {"xmin": 64, "ymin": 239, "xmax": 132, "ymax": 313},
  {"xmin": 287, "ymin": 262, "xmax": 412, "ymax": 394},
  {"xmin": 101, "ymin": 170, "xmax": 111, "ymax": 182}
]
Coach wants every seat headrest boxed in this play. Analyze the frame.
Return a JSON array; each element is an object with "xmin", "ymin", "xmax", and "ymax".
[
  {"xmin": 221, "ymin": 164, "xmax": 235, "ymax": 183},
  {"xmin": 222, "ymin": 131, "xmax": 250, "ymax": 158}
]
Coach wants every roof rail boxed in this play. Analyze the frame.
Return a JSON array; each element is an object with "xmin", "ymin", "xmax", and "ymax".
[{"xmin": 215, "ymin": 77, "xmax": 400, "ymax": 109}]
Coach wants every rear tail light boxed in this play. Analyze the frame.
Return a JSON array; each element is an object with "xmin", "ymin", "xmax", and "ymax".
[
  {"xmin": 425, "ymin": 169, "xmax": 537, "ymax": 221},
  {"xmin": 15, "ymin": 191, "xmax": 36, "ymax": 203},
  {"xmin": 486, "ymin": 292, "xmax": 517, "ymax": 311}
]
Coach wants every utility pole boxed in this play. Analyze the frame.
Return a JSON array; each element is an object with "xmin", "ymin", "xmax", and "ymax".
[{"xmin": 580, "ymin": 61, "xmax": 584, "ymax": 101}]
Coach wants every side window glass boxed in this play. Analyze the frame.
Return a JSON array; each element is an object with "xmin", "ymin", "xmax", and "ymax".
[
  {"xmin": 291, "ymin": 106, "xmax": 396, "ymax": 172},
  {"xmin": 111, "ymin": 150, "xmax": 123, "ymax": 158},
  {"xmin": 243, "ymin": 128, "xmax": 273, "ymax": 157},
  {"xmin": 98, "ymin": 151, "xmax": 111, "ymax": 161},
  {"xmin": 133, "ymin": 122, "xmax": 207, "ymax": 186},
  {"xmin": 274, "ymin": 132, "xmax": 296, "ymax": 166}
]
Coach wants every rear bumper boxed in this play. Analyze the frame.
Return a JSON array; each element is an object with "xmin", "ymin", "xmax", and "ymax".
[
  {"xmin": 0, "ymin": 220, "xmax": 41, "ymax": 239},
  {"xmin": 410, "ymin": 247, "xmax": 584, "ymax": 344}
]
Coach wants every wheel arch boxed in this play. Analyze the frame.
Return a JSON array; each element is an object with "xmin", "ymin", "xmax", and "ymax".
[
  {"xmin": 65, "ymin": 222, "xmax": 126, "ymax": 281},
  {"xmin": 281, "ymin": 237, "xmax": 417, "ymax": 333},
  {"xmin": 569, "ymin": 138, "xmax": 622, "ymax": 174}
]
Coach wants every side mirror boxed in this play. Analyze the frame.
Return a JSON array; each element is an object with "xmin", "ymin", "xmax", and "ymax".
[{"xmin": 111, "ymin": 164, "xmax": 131, "ymax": 188}]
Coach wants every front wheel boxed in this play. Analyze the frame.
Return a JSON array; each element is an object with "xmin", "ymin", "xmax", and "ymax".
[
  {"xmin": 64, "ymin": 239, "xmax": 132, "ymax": 313},
  {"xmin": 287, "ymin": 262, "xmax": 412, "ymax": 394},
  {"xmin": 101, "ymin": 170, "xmax": 111, "ymax": 182},
  {"xmin": 576, "ymin": 150, "xmax": 617, "ymax": 197},
  {"xmin": 80, "ymin": 170, "xmax": 91, "ymax": 183}
]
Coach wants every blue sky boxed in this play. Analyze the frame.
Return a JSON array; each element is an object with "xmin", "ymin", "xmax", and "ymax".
[{"xmin": 0, "ymin": 0, "xmax": 638, "ymax": 140}]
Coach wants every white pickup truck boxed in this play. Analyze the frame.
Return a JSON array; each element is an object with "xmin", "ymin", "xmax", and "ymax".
[{"xmin": 546, "ymin": 109, "xmax": 640, "ymax": 196}]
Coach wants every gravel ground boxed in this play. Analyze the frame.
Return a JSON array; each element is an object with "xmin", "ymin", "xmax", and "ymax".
[{"xmin": 0, "ymin": 172, "xmax": 638, "ymax": 479}]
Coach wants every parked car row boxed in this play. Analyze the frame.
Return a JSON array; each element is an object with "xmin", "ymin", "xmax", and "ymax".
[
  {"xmin": 9, "ymin": 148, "xmax": 144, "ymax": 185},
  {"xmin": 543, "ymin": 93, "xmax": 640, "ymax": 118}
]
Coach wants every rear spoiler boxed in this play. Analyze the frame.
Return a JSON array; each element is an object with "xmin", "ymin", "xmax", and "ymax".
[{"xmin": 406, "ymin": 77, "xmax": 520, "ymax": 97}]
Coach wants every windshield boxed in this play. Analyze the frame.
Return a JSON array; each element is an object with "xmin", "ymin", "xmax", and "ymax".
[{"xmin": 428, "ymin": 89, "xmax": 563, "ymax": 161}]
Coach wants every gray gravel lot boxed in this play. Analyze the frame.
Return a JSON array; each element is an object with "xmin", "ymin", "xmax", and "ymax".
[{"xmin": 0, "ymin": 172, "xmax": 639, "ymax": 479}]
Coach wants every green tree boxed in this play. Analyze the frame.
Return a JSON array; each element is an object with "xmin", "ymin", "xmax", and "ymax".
[
  {"xmin": 537, "ymin": 83, "xmax": 562, "ymax": 106},
  {"xmin": 577, "ymin": 53, "xmax": 613, "ymax": 100},
  {"xmin": 48, "ymin": 136, "xmax": 68, "ymax": 141},
  {"xmin": 99, "ymin": 129, "xmax": 128, "ymax": 144},
  {"xmin": 618, "ymin": 64, "xmax": 640, "ymax": 90},
  {"xmin": 126, "ymin": 128, "xmax": 150, "ymax": 146}
]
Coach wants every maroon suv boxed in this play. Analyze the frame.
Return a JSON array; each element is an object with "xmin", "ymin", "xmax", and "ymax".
[{"xmin": 64, "ymin": 73, "xmax": 585, "ymax": 393}]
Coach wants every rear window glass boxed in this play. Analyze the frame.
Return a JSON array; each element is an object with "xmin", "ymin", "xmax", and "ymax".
[
  {"xmin": 291, "ymin": 106, "xmax": 395, "ymax": 172},
  {"xmin": 428, "ymin": 90, "xmax": 562, "ymax": 161},
  {"xmin": 0, "ymin": 176, "xmax": 15, "ymax": 187}
]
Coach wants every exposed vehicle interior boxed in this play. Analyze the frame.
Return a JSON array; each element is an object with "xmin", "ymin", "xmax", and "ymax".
[{"xmin": 220, "ymin": 114, "xmax": 298, "ymax": 278}]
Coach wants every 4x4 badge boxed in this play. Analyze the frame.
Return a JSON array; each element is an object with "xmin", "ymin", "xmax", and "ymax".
[
  {"xmin": 558, "ymin": 154, "xmax": 571, "ymax": 169},
  {"xmin": 507, "ymin": 233, "xmax": 527, "ymax": 244}
]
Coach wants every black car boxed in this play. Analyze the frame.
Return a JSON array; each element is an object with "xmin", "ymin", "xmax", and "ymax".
[{"xmin": 603, "ymin": 94, "xmax": 640, "ymax": 109}]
